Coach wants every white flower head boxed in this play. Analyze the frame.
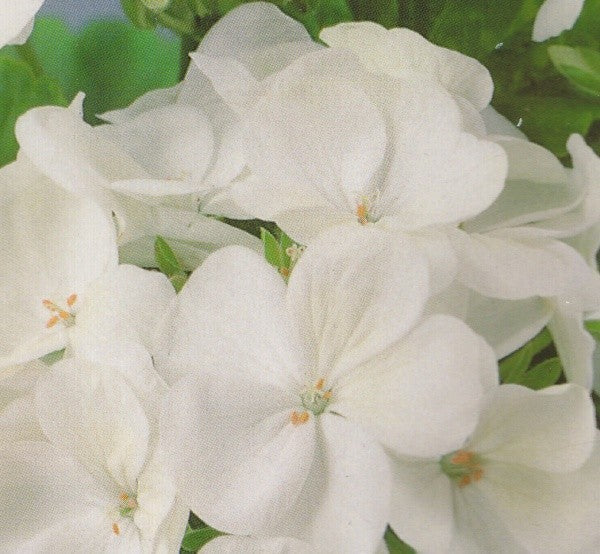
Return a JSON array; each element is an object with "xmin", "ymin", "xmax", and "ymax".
[
  {"xmin": 159, "ymin": 226, "xmax": 497, "ymax": 552},
  {"xmin": 390, "ymin": 383, "xmax": 599, "ymax": 553},
  {"xmin": 0, "ymin": 357, "xmax": 187, "ymax": 552}
]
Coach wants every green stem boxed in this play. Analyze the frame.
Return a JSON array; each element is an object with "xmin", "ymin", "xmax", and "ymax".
[
  {"xmin": 155, "ymin": 11, "xmax": 196, "ymax": 35},
  {"xmin": 15, "ymin": 42, "xmax": 44, "ymax": 77}
]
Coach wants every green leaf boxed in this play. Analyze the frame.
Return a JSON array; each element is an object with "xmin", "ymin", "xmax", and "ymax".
[
  {"xmin": 519, "ymin": 357, "xmax": 563, "ymax": 390},
  {"xmin": 549, "ymin": 45, "xmax": 600, "ymax": 97},
  {"xmin": 261, "ymin": 227, "xmax": 283, "ymax": 268},
  {"xmin": 429, "ymin": 0, "xmax": 543, "ymax": 59},
  {"xmin": 40, "ymin": 349, "xmax": 66, "ymax": 366},
  {"xmin": 0, "ymin": 55, "xmax": 66, "ymax": 167},
  {"xmin": 181, "ymin": 527, "xmax": 224, "ymax": 551},
  {"xmin": 120, "ymin": 0, "xmax": 157, "ymax": 29},
  {"xmin": 585, "ymin": 319, "xmax": 600, "ymax": 342},
  {"xmin": 155, "ymin": 236, "xmax": 184, "ymax": 277},
  {"xmin": 347, "ymin": 0, "xmax": 398, "ymax": 27},
  {"xmin": 499, "ymin": 328, "xmax": 552, "ymax": 383},
  {"xmin": 384, "ymin": 526, "xmax": 416, "ymax": 554}
]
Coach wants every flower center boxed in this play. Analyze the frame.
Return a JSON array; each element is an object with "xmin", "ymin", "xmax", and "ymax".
[
  {"xmin": 440, "ymin": 449, "xmax": 484, "ymax": 487},
  {"xmin": 111, "ymin": 492, "xmax": 138, "ymax": 535},
  {"xmin": 42, "ymin": 294, "xmax": 78, "ymax": 329},
  {"xmin": 290, "ymin": 378, "xmax": 332, "ymax": 425},
  {"xmin": 355, "ymin": 189, "xmax": 381, "ymax": 225}
]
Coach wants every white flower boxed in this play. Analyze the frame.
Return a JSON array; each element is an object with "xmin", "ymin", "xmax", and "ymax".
[
  {"xmin": 0, "ymin": 0, "xmax": 44, "ymax": 47},
  {"xmin": 532, "ymin": 0, "xmax": 585, "ymax": 42},
  {"xmin": 201, "ymin": 536, "xmax": 313, "ymax": 553},
  {"xmin": 159, "ymin": 227, "xmax": 497, "ymax": 552},
  {"xmin": 390, "ymin": 384, "xmax": 599, "ymax": 553},
  {"xmin": 15, "ymin": 94, "xmax": 261, "ymax": 271},
  {"xmin": 0, "ymin": 357, "xmax": 188, "ymax": 553},
  {"xmin": 0, "ymin": 157, "xmax": 175, "ymax": 368}
]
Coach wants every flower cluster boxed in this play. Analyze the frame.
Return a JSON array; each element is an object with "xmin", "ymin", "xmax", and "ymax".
[{"xmin": 1, "ymin": 2, "xmax": 599, "ymax": 553}]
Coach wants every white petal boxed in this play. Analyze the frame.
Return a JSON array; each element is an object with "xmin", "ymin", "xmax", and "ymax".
[
  {"xmin": 481, "ymin": 106, "xmax": 527, "ymax": 139},
  {"xmin": 548, "ymin": 301, "xmax": 596, "ymax": 388},
  {"xmin": 388, "ymin": 457, "xmax": 455, "ymax": 554},
  {"xmin": 71, "ymin": 264, "xmax": 175, "ymax": 360},
  {"xmin": 321, "ymin": 22, "xmax": 493, "ymax": 110},
  {"xmin": 287, "ymin": 226, "xmax": 429, "ymax": 383},
  {"xmin": 160, "ymin": 371, "xmax": 315, "ymax": 536},
  {"xmin": 202, "ymin": 536, "xmax": 313, "ymax": 554},
  {"xmin": 380, "ymin": 82, "xmax": 507, "ymax": 229},
  {"xmin": 464, "ymin": 293, "xmax": 552, "ymax": 359},
  {"xmin": 0, "ymin": 441, "xmax": 112, "ymax": 552},
  {"xmin": 470, "ymin": 384, "xmax": 595, "ymax": 472},
  {"xmin": 334, "ymin": 315, "xmax": 497, "ymax": 458},
  {"xmin": 97, "ymin": 104, "xmax": 215, "ymax": 186},
  {"xmin": 0, "ymin": 169, "xmax": 118, "ymax": 367},
  {"xmin": 450, "ymin": 227, "xmax": 600, "ymax": 303},
  {"xmin": 245, "ymin": 52, "xmax": 387, "ymax": 215},
  {"xmin": 464, "ymin": 137, "xmax": 576, "ymax": 234},
  {"xmin": 532, "ymin": 0, "xmax": 585, "ymax": 42},
  {"xmin": 0, "ymin": 0, "xmax": 43, "ymax": 47},
  {"xmin": 275, "ymin": 415, "xmax": 391, "ymax": 553},
  {"xmin": 160, "ymin": 245, "xmax": 304, "ymax": 387},
  {"xmin": 99, "ymin": 85, "xmax": 180, "ymax": 124},
  {"xmin": 35, "ymin": 359, "xmax": 150, "ymax": 491}
]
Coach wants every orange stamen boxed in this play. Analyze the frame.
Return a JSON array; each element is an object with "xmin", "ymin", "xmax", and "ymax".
[
  {"xmin": 119, "ymin": 492, "xmax": 129, "ymax": 502},
  {"xmin": 112, "ymin": 523, "xmax": 120, "ymax": 536},
  {"xmin": 291, "ymin": 410, "xmax": 310, "ymax": 426},
  {"xmin": 356, "ymin": 203, "xmax": 368, "ymax": 225},
  {"xmin": 458, "ymin": 475, "xmax": 472, "ymax": 488},
  {"xmin": 315, "ymin": 378, "xmax": 325, "ymax": 390},
  {"xmin": 451, "ymin": 450, "xmax": 474, "ymax": 465},
  {"xmin": 42, "ymin": 299, "xmax": 57, "ymax": 311},
  {"xmin": 58, "ymin": 310, "xmax": 71, "ymax": 320},
  {"xmin": 67, "ymin": 294, "xmax": 77, "ymax": 307},
  {"xmin": 323, "ymin": 390, "xmax": 332, "ymax": 399},
  {"xmin": 46, "ymin": 316, "xmax": 59, "ymax": 328}
]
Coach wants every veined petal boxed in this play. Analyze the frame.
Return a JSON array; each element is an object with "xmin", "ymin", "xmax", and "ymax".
[
  {"xmin": 333, "ymin": 315, "xmax": 497, "ymax": 458},
  {"xmin": 286, "ymin": 226, "xmax": 429, "ymax": 383},
  {"xmin": 160, "ymin": 371, "xmax": 315, "ymax": 536},
  {"xmin": 275, "ymin": 415, "xmax": 391, "ymax": 553},
  {"xmin": 160, "ymin": 246, "xmax": 305, "ymax": 387},
  {"xmin": 470, "ymin": 384, "xmax": 595, "ymax": 472}
]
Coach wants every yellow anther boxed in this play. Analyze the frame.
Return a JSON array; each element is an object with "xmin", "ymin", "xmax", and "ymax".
[
  {"xmin": 291, "ymin": 410, "xmax": 310, "ymax": 426},
  {"xmin": 356, "ymin": 203, "xmax": 368, "ymax": 225},
  {"xmin": 42, "ymin": 294, "xmax": 77, "ymax": 329},
  {"xmin": 67, "ymin": 294, "xmax": 77, "ymax": 307},
  {"xmin": 441, "ymin": 449, "xmax": 484, "ymax": 488},
  {"xmin": 315, "ymin": 378, "xmax": 325, "ymax": 390},
  {"xmin": 323, "ymin": 390, "xmax": 332, "ymax": 400},
  {"xmin": 451, "ymin": 450, "xmax": 474, "ymax": 465},
  {"xmin": 112, "ymin": 523, "xmax": 120, "ymax": 536}
]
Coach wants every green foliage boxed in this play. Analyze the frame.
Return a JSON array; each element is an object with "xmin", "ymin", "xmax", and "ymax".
[
  {"xmin": 549, "ymin": 45, "xmax": 600, "ymax": 97},
  {"xmin": 499, "ymin": 328, "xmax": 563, "ymax": 389},
  {"xmin": 155, "ymin": 237, "xmax": 189, "ymax": 292},
  {"xmin": 2, "ymin": 17, "xmax": 180, "ymax": 125},
  {"xmin": 0, "ymin": 54, "xmax": 66, "ymax": 166},
  {"xmin": 384, "ymin": 526, "xmax": 416, "ymax": 554},
  {"xmin": 180, "ymin": 526, "xmax": 224, "ymax": 551},
  {"xmin": 347, "ymin": 0, "xmax": 399, "ymax": 28},
  {"xmin": 585, "ymin": 319, "xmax": 600, "ymax": 341},
  {"xmin": 261, "ymin": 227, "xmax": 303, "ymax": 280}
]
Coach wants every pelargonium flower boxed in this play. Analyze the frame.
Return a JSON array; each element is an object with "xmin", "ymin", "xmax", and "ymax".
[
  {"xmin": 159, "ymin": 227, "xmax": 497, "ymax": 552},
  {"xmin": 15, "ymin": 93, "xmax": 261, "ymax": 271},
  {"xmin": 0, "ymin": 357, "xmax": 188, "ymax": 552},
  {"xmin": 0, "ymin": 0, "xmax": 44, "ymax": 47},
  {"xmin": 0, "ymin": 158, "xmax": 175, "ymax": 368},
  {"xmin": 389, "ymin": 384, "xmax": 599, "ymax": 553}
]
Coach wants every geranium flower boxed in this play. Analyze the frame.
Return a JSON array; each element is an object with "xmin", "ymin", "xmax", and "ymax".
[
  {"xmin": 532, "ymin": 0, "xmax": 585, "ymax": 42},
  {"xmin": 159, "ymin": 227, "xmax": 497, "ymax": 552}
]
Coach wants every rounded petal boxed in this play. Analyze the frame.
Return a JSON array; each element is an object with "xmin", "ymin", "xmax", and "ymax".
[
  {"xmin": 160, "ymin": 371, "xmax": 315, "ymax": 536},
  {"xmin": 0, "ymin": 441, "xmax": 112, "ymax": 552},
  {"xmin": 388, "ymin": 457, "xmax": 455, "ymax": 554},
  {"xmin": 380, "ymin": 82, "xmax": 507, "ymax": 229},
  {"xmin": 160, "ymin": 245, "xmax": 304, "ymax": 387},
  {"xmin": 333, "ymin": 315, "xmax": 498, "ymax": 458},
  {"xmin": 320, "ymin": 22, "xmax": 493, "ymax": 110},
  {"xmin": 470, "ymin": 384, "xmax": 596, "ymax": 472},
  {"xmin": 35, "ymin": 359, "xmax": 150, "ymax": 491},
  {"xmin": 287, "ymin": 226, "xmax": 429, "ymax": 383},
  {"xmin": 532, "ymin": 0, "xmax": 585, "ymax": 42},
  {"xmin": 275, "ymin": 415, "xmax": 391, "ymax": 553}
]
